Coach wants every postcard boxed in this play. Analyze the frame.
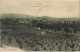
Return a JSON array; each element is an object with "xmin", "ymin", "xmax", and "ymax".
[{"xmin": 0, "ymin": 0, "xmax": 80, "ymax": 52}]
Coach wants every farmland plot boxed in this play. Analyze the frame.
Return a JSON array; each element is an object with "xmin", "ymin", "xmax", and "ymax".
[{"xmin": 0, "ymin": 16, "xmax": 80, "ymax": 51}]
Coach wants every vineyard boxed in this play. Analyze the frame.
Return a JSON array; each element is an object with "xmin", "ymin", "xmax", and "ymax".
[
  {"xmin": 1, "ymin": 24, "xmax": 80, "ymax": 51},
  {"xmin": 0, "ymin": 14, "xmax": 80, "ymax": 51}
]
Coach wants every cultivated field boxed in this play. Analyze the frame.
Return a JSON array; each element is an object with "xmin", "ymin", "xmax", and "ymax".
[{"xmin": 0, "ymin": 14, "xmax": 80, "ymax": 51}]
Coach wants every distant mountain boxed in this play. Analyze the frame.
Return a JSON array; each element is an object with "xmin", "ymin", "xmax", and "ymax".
[
  {"xmin": 0, "ymin": 14, "xmax": 80, "ymax": 20},
  {"xmin": 0, "ymin": 14, "xmax": 36, "ymax": 19}
]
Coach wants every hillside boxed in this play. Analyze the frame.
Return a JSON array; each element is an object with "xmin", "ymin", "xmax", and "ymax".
[{"xmin": 0, "ymin": 14, "xmax": 80, "ymax": 51}]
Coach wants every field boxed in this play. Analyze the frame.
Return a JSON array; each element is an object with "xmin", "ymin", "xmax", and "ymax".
[
  {"xmin": 0, "ymin": 14, "xmax": 80, "ymax": 51},
  {"xmin": 0, "ymin": 24, "xmax": 80, "ymax": 51}
]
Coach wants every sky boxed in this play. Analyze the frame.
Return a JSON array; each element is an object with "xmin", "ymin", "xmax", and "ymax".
[{"xmin": 0, "ymin": 0, "xmax": 80, "ymax": 18}]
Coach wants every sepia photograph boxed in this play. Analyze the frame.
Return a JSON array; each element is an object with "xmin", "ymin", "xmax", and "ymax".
[{"xmin": 0, "ymin": 0, "xmax": 80, "ymax": 52}]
